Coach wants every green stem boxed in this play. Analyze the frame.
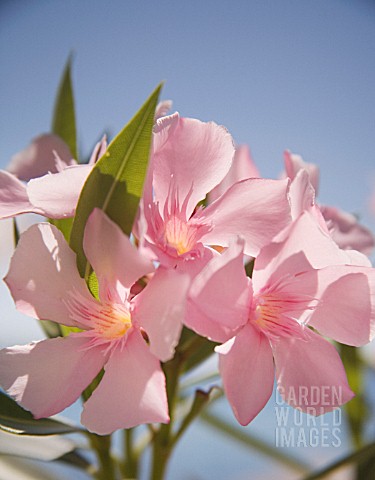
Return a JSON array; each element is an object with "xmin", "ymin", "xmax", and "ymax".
[
  {"xmin": 150, "ymin": 332, "xmax": 219, "ymax": 480},
  {"xmin": 87, "ymin": 433, "xmax": 117, "ymax": 480},
  {"xmin": 123, "ymin": 428, "xmax": 138, "ymax": 478},
  {"xmin": 301, "ymin": 442, "xmax": 375, "ymax": 480},
  {"xmin": 150, "ymin": 356, "xmax": 182, "ymax": 480}
]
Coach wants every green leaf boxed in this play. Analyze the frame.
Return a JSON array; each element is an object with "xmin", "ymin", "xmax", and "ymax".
[
  {"xmin": 70, "ymin": 83, "xmax": 162, "ymax": 278},
  {"xmin": 301, "ymin": 441, "xmax": 375, "ymax": 480},
  {"xmin": 178, "ymin": 327, "xmax": 218, "ymax": 374},
  {"xmin": 58, "ymin": 450, "xmax": 92, "ymax": 471},
  {"xmin": 0, "ymin": 391, "xmax": 82, "ymax": 436},
  {"xmin": 39, "ymin": 319, "xmax": 63, "ymax": 339},
  {"xmin": 172, "ymin": 387, "xmax": 221, "ymax": 447},
  {"xmin": 52, "ymin": 55, "xmax": 78, "ymax": 160},
  {"xmin": 49, "ymin": 217, "xmax": 74, "ymax": 243},
  {"xmin": 338, "ymin": 343, "xmax": 368, "ymax": 448},
  {"xmin": 0, "ymin": 430, "xmax": 76, "ymax": 461},
  {"xmin": 12, "ymin": 219, "xmax": 20, "ymax": 246},
  {"xmin": 245, "ymin": 257, "xmax": 255, "ymax": 278}
]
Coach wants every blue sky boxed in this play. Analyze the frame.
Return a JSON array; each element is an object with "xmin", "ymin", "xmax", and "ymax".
[
  {"xmin": 1, "ymin": 1, "xmax": 375, "ymax": 478},
  {"xmin": 1, "ymin": 0, "xmax": 375, "ymax": 223}
]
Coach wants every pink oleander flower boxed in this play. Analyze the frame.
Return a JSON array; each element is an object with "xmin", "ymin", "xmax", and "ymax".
[
  {"xmin": 0, "ymin": 135, "xmax": 106, "ymax": 220},
  {"xmin": 138, "ymin": 113, "xmax": 291, "ymax": 271},
  {"xmin": 284, "ymin": 150, "xmax": 375, "ymax": 255},
  {"xmin": 186, "ymin": 212, "xmax": 375, "ymax": 425},
  {"xmin": 0, "ymin": 208, "xmax": 189, "ymax": 434}
]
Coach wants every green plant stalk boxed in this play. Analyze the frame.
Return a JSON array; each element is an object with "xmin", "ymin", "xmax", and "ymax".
[
  {"xmin": 81, "ymin": 383, "xmax": 117, "ymax": 480},
  {"xmin": 151, "ymin": 356, "xmax": 182, "ymax": 480},
  {"xmin": 150, "ymin": 332, "xmax": 217, "ymax": 480},
  {"xmin": 123, "ymin": 428, "xmax": 138, "ymax": 478},
  {"xmin": 301, "ymin": 441, "xmax": 375, "ymax": 480},
  {"xmin": 87, "ymin": 433, "xmax": 117, "ymax": 480}
]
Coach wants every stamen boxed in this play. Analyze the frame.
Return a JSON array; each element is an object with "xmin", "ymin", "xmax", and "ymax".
[
  {"xmin": 64, "ymin": 291, "xmax": 132, "ymax": 341},
  {"xmin": 252, "ymin": 276, "xmax": 317, "ymax": 341}
]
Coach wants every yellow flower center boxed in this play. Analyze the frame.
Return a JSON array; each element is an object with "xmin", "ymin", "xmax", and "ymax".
[
  {"xmin": 94, "ymin": 303, "xmax": 132, "ymax": 340},
  {"xmin": 164, "ymin": 216, "xmax": 195, "ymax": 255}
]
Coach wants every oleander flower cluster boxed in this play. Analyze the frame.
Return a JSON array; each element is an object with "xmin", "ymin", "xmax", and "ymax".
[{"xmin": 1, "ymin": 101, "xmax": 375, "ymax": 437}]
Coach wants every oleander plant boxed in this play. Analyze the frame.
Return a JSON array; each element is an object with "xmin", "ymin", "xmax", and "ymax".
[{"xmin": 1, "ymin": 59, "xmax": 375, "ymax": 480}]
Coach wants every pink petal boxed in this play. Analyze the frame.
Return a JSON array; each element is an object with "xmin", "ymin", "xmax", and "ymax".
[
  {"xmin": 0, "ymin": 336, "xmax": 106, "ymax": 418},
  {"xmin": 0, "ymin": 170, "xmax": 44, "ymax": 218},
  {"xmin": 152, "ymin": 115, "xmax": 235, "ymax": 217},
  {"xmin": 216, "ymin": 324, "xmax": 274, "ymax": 425},
  {"xmin": 132, "ymin": 267, "xmax": 190, "ymax": 362},
  {"xmin": 4, "ymin": 223, "xmax": 91, "ymax": 327},
  {"xmin": 321, "ymin": 205, "xmax": 375, "ymax": 255},
  {"xmin": 186, "ymin": 239, "xmax": 252, "ymax": 343},
  {"xmin": 284, "ymin": 150, "xmax": 320, "ymax": 193},
  {"xmin": 7, "ymin": 134, "xmax": 73, "ymax": 182},
  {"xmin": 155, "ymin": 100, "xmax": 172, "ymax": 121},
  {"xmin": 289, "ymin": 169, "xmax": 316, "ymax": 220},
  {"xmin": 26, "ymin": 165, "xmax": 93, "ymax": 219},
  {"xmin": 83, "ymin": 209, "xmax": 154, "ymax": 300},
  {"xmin": 208, "ymin": 145, "xmax": 260, "ymax": 203},
  {"xmin": 200, "ymin": 178, "xmax": 291, "ymax": 257},
  {"xmin": 273, "ymin": 328, "xmax": 354, "ymax": 414},
  {"xmin": 81, "ymin": 329, "xmax": 169, "ymax": 434},
  {"xmin": 253, "ymin": 212, "xmax": 351, "ymax": 292},
  {"xmin": 305, "ymin": 265, "xmax": 375, "ymax": 346},
  {"xmin": 344, "ymin": 249, "xmax": 372, "ymax": 267},
  {"xmin": 88, "ymin": 135, "xmax": 108, "ymax": 165}
]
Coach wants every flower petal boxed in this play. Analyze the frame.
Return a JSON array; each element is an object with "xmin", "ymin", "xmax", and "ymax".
[
  {"xmin": 152, "ymin": 115, "xmax": 235, "ymax": 217},
  {"xmin": 208, "ymin": 145, "xmax": 260, "ymax": 203},
  {"xmin": 81, "ymin": 329, "xmax": 169, "ymax": 434},
  {"xmin": 321, "ymin": 205, "xmax": 375, "ymax": 255},
  {"xmin": 154, "ymin": 100, "xmax": 172, "ymax": 121},
  {"xmin": 27, "ymin": 165, "xmax": 93, "ymax": 219},
  {"xmin": 273, "ymin": 328, "xmax": 354, "ymax": 414},
  {"xmin": 186, "ymin": 238, "xmax": 252, "ymax": 342},
  {"xmin": 4, "ymin": 222, "xmax": 91, "ymax": 327},
  {"xmin": 253, "ymin": 212, "xmax": 351, "ymax": 292},
  {"xmin": 83, "ymin": 209, "xmax": 155, "ymax": 300},
  {"xmin": 289, "ymin": 169, "xmax": 317, "ymax": 220},
  {"xmin": 200, "ymin": 178, "xmax": 291, "ymax": 257},
  {"xmin": 216, "ymin": 324, "xmax": 274, "ymax": 425},
  {"xmin": 88, "ymin": 135, "xmax": 108, "ymax": 165},
  {"xmin": 306, "ymin": 265, "xmax": 375, "ymax": 346},
  {"xmin": 7, "ymin": 134, "xmax": 73, "ymax": 182},
  {"xmin": 0, "ymin": 170, "xmax": 44, "ymax": 219},
  {"xmin": 132, "ymin": 267, "xmax": 190, "ymax": 362},
  {"xmin": 284, "ymin": 150, "xmax": 320, "ymax": 193},
  {"xmin": 0, "ymin": 336, "xmax": 106, "ymax": 418}
]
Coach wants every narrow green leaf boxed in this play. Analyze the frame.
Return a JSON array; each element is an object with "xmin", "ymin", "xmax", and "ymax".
[
  {"xmin": 0, "ymin": 391, "xmax": 82, "ymax": 436},
  {"xmin": 12, "ymin": 219, "xmax": 20, "ymax": 246},
  {"xmin": 301, "ymin": 441, "xmax": 375, "ymax": 480},
  {"xmin": 70, "ymin": 83, "xmax": 162, "ymax": 278},
  {"xmin": 49, "ymin": 217, "xmax": 74, "ymax": 243},
  {"xmin": 0, "ymin": 455, "xmax": 68, "ymax": 479},
  {"xmin": 172, "ymin": 387, "xmax": 221, "ymax": 447},
  {"xmin": 52, "ymin": 55, "xmax": 78, "ymax": 160},
  {"xmin": 39, "ymin": 319, "xmax": 63, "ymax": 339},
  {"xmin": 178, "ymin": 327, "xmax": 218, "ymax": 374},
  {"xmin": 245, "ymin": 257, "xmax": 255, "ymax": 278},
  {"xmin": 58, "ymin": 450, "xmax": 93, "ymax": 471},
  {"xmin": 338, "ymin": 343, "xmax": 367, "ymax": 448}
]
